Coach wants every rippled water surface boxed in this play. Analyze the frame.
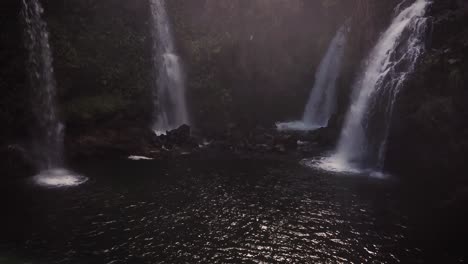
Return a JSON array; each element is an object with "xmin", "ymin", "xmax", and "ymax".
[{"xmin": 0, "ymin": 157, "xmax": 457, "ymax": 263}]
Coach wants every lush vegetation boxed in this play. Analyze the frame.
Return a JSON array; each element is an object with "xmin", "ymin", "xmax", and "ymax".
[{"xmin": 1, "ymin": 0, "xmax": 467, "ymax": 177}]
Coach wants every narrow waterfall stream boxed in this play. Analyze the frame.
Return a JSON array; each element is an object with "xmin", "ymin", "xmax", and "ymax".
[
  {"xmin": 22, "ymin": 0, "xmax": 63, "ymax": 170},
  {"xmin": 310, "ymin": 0, "xmax": 430, "ymax": 175},
  {"xmin": 277, "ymin": 25, "xmax": 348, "ymax": 131},
  {"xmin": 150, "ymin": 0, "xmax": 189, "ymax": 134},
  {"xmin": 22, "ymin": 0, "xmax": 87, "ymax": 187}
]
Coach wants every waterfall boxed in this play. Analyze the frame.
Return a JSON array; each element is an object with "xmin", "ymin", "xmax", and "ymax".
[
  {"xmin": 22, "ymin": 0, "xmax": 87, "ymax": 187},
  {"xmin": 302, "ymin": 25, "xmax": 348, "ymax": 127},
  {"xmin": 22, "ymin": 0, "xmax": 63, "ymax": 169},
  {"xmin": 276, "ymin": 25, "xmax": 348, "ymax": 131},
  {"xmin": 313, "ymin": 0, "xmax": 430, "ymax": 175},
  {"xmin": 150, "ymin": 0, "xmax": 189, "ymax": 134}
]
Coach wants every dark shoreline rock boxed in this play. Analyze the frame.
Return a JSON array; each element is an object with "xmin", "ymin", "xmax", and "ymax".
[
  {"xmin": 64, "ymin": 123, "xmax": 338, "ymax": 163},
  {"xmin": 0, "ymin": 144, "xmax": 35, "ymax": 178}
]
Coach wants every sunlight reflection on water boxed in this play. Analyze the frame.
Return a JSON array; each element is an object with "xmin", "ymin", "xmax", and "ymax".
[{"xmin": 1, "ymin": 158, "xmax": 426, "ymax": 263}]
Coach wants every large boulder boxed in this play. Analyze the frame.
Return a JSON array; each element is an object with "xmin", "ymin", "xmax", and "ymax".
[{"xmin": 157, "ymin": 124, "xmax": 198, "ymax": 150}]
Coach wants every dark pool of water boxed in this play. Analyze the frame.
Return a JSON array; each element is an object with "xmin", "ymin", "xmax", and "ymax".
[{"xmin": 0, "ymin": 156, "xmax": 465, "ymax": 263}]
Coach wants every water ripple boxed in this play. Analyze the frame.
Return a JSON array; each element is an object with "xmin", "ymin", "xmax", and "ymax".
[{"xmin": 0, "ymin": 159, "xmax": 425, "ymax": 263}]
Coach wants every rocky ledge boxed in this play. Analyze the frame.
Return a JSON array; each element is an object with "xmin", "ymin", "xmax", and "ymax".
[{"xmin": 64, "ymin": 123, "xmax": 341, "ymax": 163}]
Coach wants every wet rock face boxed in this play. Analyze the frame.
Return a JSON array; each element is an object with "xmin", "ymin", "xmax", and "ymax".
[
  {"xmin": 430, "ymin": 0, "xmax": 468, "ymax": 49},
  {"xmin": 168, "ymin": 0, "xmax": 352, "ymax": 132},
  {"xmin": 385, "ymin": 2, "xmax": 468, "ymax": 178}
]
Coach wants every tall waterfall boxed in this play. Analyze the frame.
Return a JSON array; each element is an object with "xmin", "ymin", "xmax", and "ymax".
[
  {"xmin": 22, "ymin": 0, "xmax": 63, "ymax": 169},
  {"xmin": 315, "ymin": 0, "xmax": 430, "ymax": 174},
  {"xmin": 276, "ymin": 25, "xmax": 348, "ymax": 131},
  {"xmin": 23, "ymin": 0, "xmax": 87, "ymax": 187},
  {"xmin": 150, "ymin": 0, "xmax": 189, "ymax": 134}
]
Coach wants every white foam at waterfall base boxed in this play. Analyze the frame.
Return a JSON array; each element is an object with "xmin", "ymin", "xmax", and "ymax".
[
  {"xmin": 128, "ymin": 155, "xmax": 154, "ymax": 161},
  {"xmin": 153, "ymin": 130, "xmax": 168, "ymax": 136},
  {"xmin": 301, "ymin": 155, "xmax": 388, "ymax": 179},
  {"xmin": 33, "ymin": 169, "xmax": 88, "ymax": 187},
  {"xmin": 276, "ymin": 121, "xmax": 321, "ymax": 132}
]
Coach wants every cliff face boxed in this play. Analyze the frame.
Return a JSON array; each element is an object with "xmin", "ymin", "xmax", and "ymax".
[
  {"xmin": 43, "ymin": 0, "xmax": 154, "ymax": 130},
  {"xmin": 0, "ymin": 0, "xmax": 354, "ymax": 159},
  {"xmin": 1, "ymin": 0, "xmax": 468, "ymax": 178},
  {"xmin": 168, "ymin": 0, "xmax": 351, "ymax": 133},
  {"xmin": 1, "ymin": 0, "xmax": 154, "ymax": 142},
  {"xmin": 1, "ymin": 0, "xmax": 351, "ymax": 135},
  {"xmin": 386, "ymin": 0, "xmax": 468, "ymax": 179}
]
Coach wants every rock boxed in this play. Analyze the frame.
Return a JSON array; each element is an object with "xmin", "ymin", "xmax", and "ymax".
[
  {"xmin": 162, "ymin": 124, "xmax": 190, "ymax": 144},
  {"xmin": 274, "ymin": 134, "xmax": 298, "ymax": 150},
  {"xmin": 254, "ymin": 133, "xmax": 268, "ymax": 144},
  {"xmin": 0, "ymin": 144, "xmax": 35, "ymax": 178},
  {"xmin": 301, "ymin": 127, "xmax": 339, "ymax": 148},
  {"xmin": 255, "ymin": 143, "xmax": 270, "ymax": 152},
  {"xmin": 156, "ymin": 124, "xmax": 199, "ymax": 152},
  {"xmin": 67, "ymin": 125, "xmax": 160, "ymax": 160},
  {"xmin": 274, "ymin": 144, "xmax": 286, "ymax": 153},
  {"xmin": 327, "ymin": 113, "xmax": 342, "ymax": 129}
]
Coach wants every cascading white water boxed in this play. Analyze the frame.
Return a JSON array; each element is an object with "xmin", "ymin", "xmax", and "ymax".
[
  {"xmin": 22, "ymin": 0, "xmax": 63, "ymax": 169},
  {"xmin": 276, "ymin": 25, "xmax": 348, "ymax": 131},
  {"xmin": 302, "ymin": 25, "xmax": 348, "ymax": 127},
  {"xmin": 312, "ymin": 0, "xmax": 430, "ymax": 175},
  {"xmin": 150, "ymin": 0, "xmax": 189, "ymax": 134},
  {"xmin": 22, "ymin": 0, "xmax": 87, "ymax": 187}
]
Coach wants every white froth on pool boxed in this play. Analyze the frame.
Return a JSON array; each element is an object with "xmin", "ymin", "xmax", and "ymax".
[
  {"xmin": 275, "ymin": 121, "xmax": 321, "ymax": 132},
  {"xmin": 33, "ymin": 168, "xmax": 88, "ymax": 187},
  {"xmin": 128, "ymin": 155, "xmax": 154, "ymax": 161},
  {"xmin": 301, "ymin": 155, "xmax": 388, "ymax": 179}
]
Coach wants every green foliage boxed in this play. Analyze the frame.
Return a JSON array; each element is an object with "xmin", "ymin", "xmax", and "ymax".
[
  {"xmin": 45, "ymin": 0, "xmax": 153, "ymax": 126},
  {"xmin": 0, "ymin": 255, "xmax": 30, "ymax": 264},
  {"xmin": 65, "ymin": 95, "xmax": 129, "ymax": 123}
]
